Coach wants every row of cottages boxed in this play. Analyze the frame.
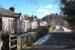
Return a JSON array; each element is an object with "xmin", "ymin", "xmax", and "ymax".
[
  {"xmin": 0, "ymin": 7, "xmax": 48, "ymax": 33},
  {"xmin": 17, "ymin": 15, "xmax": 48, "ymax": 33},
  {"xmin": 0, "ymin": 7, "xmax": 37, "ymax": 33},
  {"xmin": 0, "ymin": 7, "xmax": 21, "ymax": 33}
]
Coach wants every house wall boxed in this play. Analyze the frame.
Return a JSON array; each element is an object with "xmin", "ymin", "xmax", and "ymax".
[
  {"xmin": 2, "ymin": 17, "xmax": 14, "ymax": 32},
  {"xmin": 22, "ymin": 20, "xmax": 30, "ymax": 32},
  {"xmin": 17, "ymin": 19, "xmax": 22, "ymax": 33},
  {"xmin": 31, "ymin": 21, "xmax": 38, "ymax": 29},
  {"xmin": 40, "ymin": 21, "xmax": 47, "ymax": 26},
  {"xmin": 17, "ymin": 19, "xmax": 30, "ymax": 33},
  {"xmin": 2, "ymin": 16, "xmax": 30, "ymax": 33}
]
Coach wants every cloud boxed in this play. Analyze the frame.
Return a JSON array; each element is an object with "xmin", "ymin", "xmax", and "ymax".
[
  {"xmin": 37, "ymin": 4, "xmax": 59, "ymax": 12},
  {"xmin": 37, "ymin": 4, "xmax": 60, "ymax": 18},
  {"xmin": 37, "ymin": 4, "xmax": 54, "ymax": 16},
  {"xmin": 36, "ymin": 8, "xmax": 50, "ymax": 18},
  {"xmin": 42, "ymin": 4, "xmax": 53, "ymax": 9},
  {"xmin": 44, "ymin": 4, "xmax": 53, "ymax": 9},
  {"xmin": 37, "ymin": 8, "xmax": 50, "ymax": 15},
  {"xmin": 37, "ymin": 8, "xmax": 46, "ymax": 12},
  {"xmin": 39, "ymin": 4, "xmax": 58, "ymax": 9}
]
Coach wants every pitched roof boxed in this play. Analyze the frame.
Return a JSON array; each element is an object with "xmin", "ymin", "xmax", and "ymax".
[{"xmin": 0, "ymin": 7, "xmax": 21, "ymax": 18}]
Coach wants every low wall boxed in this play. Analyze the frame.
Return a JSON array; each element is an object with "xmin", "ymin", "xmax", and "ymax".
[{"xmin": 17, "ymin": 32, "xmax": 37, "ymax": 50}]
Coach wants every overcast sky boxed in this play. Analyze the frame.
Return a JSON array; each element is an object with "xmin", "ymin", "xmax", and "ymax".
[{"xmin": 0, "ymin": 0, "xmax": 60, "ymax": 18}]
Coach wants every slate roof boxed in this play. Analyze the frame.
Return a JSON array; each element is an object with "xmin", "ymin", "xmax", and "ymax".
[{"xmin": 0, "ymin": 7, "xmax": 21, "ymax": 18}]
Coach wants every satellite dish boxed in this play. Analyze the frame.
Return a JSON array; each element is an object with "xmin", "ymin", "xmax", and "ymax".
[{"xmin": 9, "ymin": 7, "xmax": 15, "ymax": 12}]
